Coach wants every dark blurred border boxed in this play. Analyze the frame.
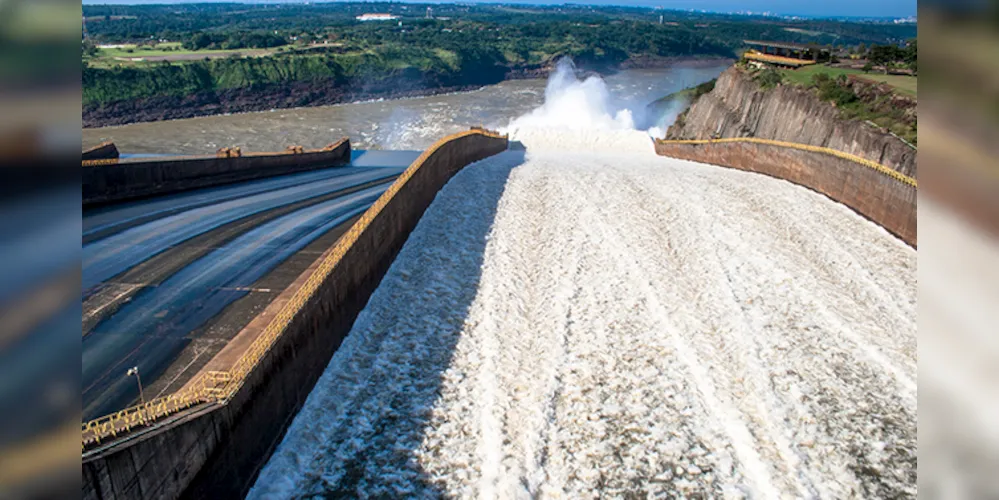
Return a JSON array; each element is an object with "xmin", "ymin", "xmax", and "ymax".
[
  {"xmin": 919, "ymin": 2, "xmax": 999, "ymax": 499},
  {"xmin": 0, "ymin": 0, "xmax": 81, "ymax": 498}
]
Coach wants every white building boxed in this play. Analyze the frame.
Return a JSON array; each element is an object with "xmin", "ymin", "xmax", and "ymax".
[{"xmin": 355, "ymin": 13, "xmax": 399, "ymax": 22}]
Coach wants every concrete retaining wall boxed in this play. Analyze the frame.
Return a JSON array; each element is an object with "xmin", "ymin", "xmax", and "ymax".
[
  {"xmin": 83, "ymin": 142, "xmax": 120, "ymax": 161},
  {"xmin": 82, "ymin": 139, "xmax": 351, "ymax": 207},
  {"xmin": 655, "ymin": 139, "xmax": 917, "ymax": 247},
  {"xmin": 665, "ymin": 66, "xmax": 917, "ymax": 178},
  {"xmin": 81, "ymin": 129, "xmax": 509, "ymax": 500}
]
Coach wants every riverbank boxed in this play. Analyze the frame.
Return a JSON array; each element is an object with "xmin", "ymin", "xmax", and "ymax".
[
  {"xmin": 83, "ymin": 79, "xmax": 490, "ymax": 128},
  {"xmin": 83, "ymin": 57, "xmax": 732, "ymax": 129},
  {"xmin": 83, "ymin": 64, "xmax": 732, "ymax": 155}
]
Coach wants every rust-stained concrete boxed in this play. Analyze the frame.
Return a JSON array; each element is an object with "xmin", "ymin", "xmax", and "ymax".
[
  {"xmin": 82, "ymin": 139, "xmax": 350, "ymax": 207},
  {"xmin": 655, "ymin": 140, "xmax": 916, "ymax": 247},
  {"xmin": 667, "ymin": 67, "xmax": 916, "ymax": 178}
]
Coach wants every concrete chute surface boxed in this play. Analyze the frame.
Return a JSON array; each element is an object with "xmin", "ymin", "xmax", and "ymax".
[
  {"xmin": 80, "ymin": 154, "xmax": 417, "ymax": 430},
  {"xmin": 252, "ymin": 133, "xmax": 916, "ymax": 497}
]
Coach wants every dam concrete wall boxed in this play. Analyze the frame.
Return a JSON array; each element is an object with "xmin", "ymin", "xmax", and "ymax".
[
  {"xmin": 82, "ymin": 139, "xmax": 351, "ymax": 207},
  {"xmin": 83, "ymin": 141, "xmax": 120, "ymax": 161},
  {"xmin": 666, "ymin": 66, "xmax": 917, "ymax": 178},
  {"xmin": 654, "ymin": 138, "xmax": 917, "ymax": 247},
  {"xmin": 81, "ymin": 129, "xmax": 509, "ymax": 500}
]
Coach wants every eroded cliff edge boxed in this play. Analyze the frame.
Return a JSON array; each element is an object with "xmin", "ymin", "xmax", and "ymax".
[{"xmin": 666, "ymin": 66, "xmax": 916, "ymax": 178}]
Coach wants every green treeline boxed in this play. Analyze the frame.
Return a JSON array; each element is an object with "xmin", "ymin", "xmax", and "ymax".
[
  {"xmin": 83, "ymin": 44, "xmax": 506, "ymax": 107},
  {"xmin": 82, "ymin": 3, "xmax": 916, "ymax": 108},
  {"xmin": 85, "ymin": 63, "xmax": 214, "ymax": 105},
  {"xmin": 745, "ymin": 61, "xmax": 917, "ymax": 144},
  {"xmin": 83, "ymin": 20, "xmax": 736, "ymax": 107},
  {"xmin": 183, "ymin": 31, "xmax": 288, "ymax": 51},
  {"xmin": 82, "ymin": 2, "xmax": 917, "ymax": 46}
]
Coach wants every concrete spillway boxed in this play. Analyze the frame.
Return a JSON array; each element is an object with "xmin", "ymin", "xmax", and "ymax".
[
  {"xmin": 251, "ymin": 145, "xmax": 916, "ymax": 498},
  {"xmin": 82, "ymin": 151, "xmax": 418, "ymax": 421}
]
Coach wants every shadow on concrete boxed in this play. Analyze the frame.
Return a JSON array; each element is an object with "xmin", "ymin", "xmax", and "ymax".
[
  {"xmin": 82, "ymin": 182, "xmax": 393, "ymax": 421},
  {"xmin": 350, "ymin": 149, "xmax": 422, "ymax": 169},
  {"xmin": 251, "ymin": 149, "xmax": 526, "ymax": 497}
]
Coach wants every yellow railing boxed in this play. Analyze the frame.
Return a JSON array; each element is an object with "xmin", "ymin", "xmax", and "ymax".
[
  {"xmin": 81, "ymin": 373, "xmax": 226, "ymax": 448},
  {"xmin": 82, "ymin": 128, "xmax": 507, "ymax": 449},
  {"xmin": 655, "ymin": 137, "xmax": 917, "ymax": 188}
]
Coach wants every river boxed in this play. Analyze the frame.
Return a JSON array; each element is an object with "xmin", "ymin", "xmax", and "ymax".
[{"xmin": 82, "ymin": 64, "xmax": 728, "ymax": 155}]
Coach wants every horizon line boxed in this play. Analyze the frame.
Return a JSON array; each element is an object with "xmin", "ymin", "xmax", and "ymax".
[{"xmin": 81, "ymin": 0, "xmax": 917, "ymax": 20}]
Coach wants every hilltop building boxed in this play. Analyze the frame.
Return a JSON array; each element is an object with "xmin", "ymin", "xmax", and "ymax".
[
  {"xmin": 742, "ymin": 40, "xmax": 831, "ymax": 68},
  {"xmin": 356, "ymin": 13, "xmax": 399, "ymax": 22}
]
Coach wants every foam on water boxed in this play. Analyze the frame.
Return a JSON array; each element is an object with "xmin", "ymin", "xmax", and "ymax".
[
  {"xmin": 249, "ymin": 149, "xmax": 917, "ymax": 498},
  {"xmin": 507, "ymin": 126, "xmax": 657, "ymax": 156},
  {"xmin": 500, "ymin": 58, "xmax": 658, "ymax": 155}
]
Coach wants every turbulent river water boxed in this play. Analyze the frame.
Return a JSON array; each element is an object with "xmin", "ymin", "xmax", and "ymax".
[{"xmin": 81, "ymin": 63, "xmax": 727, "ymax": 154}]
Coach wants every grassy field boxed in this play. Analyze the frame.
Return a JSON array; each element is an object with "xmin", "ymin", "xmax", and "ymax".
[
  {"xmin": 97, "ymin": 43, "xmax": 181, "ymax": 57},
  {"xmin": 96, "ymin": 43, "xmax": 277, "ymax": 59},
  {"xmin": 88, "ymin": 43, "xmax": 296, "ymax": 68},
  {"xmin": 773, "ymin": 63, "xmax": 916, "ymax": 144},
  {"xmin": 781, "ymin": 65, "xmax": 917, "ymax": 96}
]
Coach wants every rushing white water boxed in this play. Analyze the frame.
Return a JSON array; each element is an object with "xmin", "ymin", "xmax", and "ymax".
[
  {"xmin": 501, "ymin": 58, "xmax": 659, "ymax": 154},
  {"xmin": 505, "ymin": 59, "xmax": 640, "ymax": 133},
  {"xmin": 248, "ymin": 63, "xmax": 915, "ymax": 498},
  {"xmin": 249, "ymin": 158, "xmax": 916, "ymax": 498},
  {"xmin": 84, "ymin": 62, "xmax": 727, "ymax": 154}
]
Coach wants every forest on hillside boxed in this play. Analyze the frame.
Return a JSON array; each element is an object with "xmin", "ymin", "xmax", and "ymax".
[{"xmin": 82, "ymin": 2, "xmax": 916, "ymax": 121}]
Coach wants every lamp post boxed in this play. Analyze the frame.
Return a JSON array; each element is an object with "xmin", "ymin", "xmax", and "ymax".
[{"xmin": 127, "ymin": 366, "xmax": 145, "ymax": 405}]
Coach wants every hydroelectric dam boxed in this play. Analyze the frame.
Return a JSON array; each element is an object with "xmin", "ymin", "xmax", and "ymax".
[{"xmin": 81, "ymin": 125, "xmax": 916, "ymax": 499}]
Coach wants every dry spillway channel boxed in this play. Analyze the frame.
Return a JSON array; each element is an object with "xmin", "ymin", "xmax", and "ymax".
[
  {"xmin": 81, "ymin": 158, "xmax": 414, "ymax": 421},
  {"xmin": 252, "ymin": 148, "xmax": 917, "ymax": 498}
]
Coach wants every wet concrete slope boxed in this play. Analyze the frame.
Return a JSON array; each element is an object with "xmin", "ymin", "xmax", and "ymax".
[{"xmin": 82, "ymin": 151, "xmax": 419, "ymax": 422}]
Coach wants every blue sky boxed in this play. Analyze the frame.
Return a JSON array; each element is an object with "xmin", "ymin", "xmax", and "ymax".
[{"xmin": 82, "ymin": 0, "xmax": 917, "ymax": 18}]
